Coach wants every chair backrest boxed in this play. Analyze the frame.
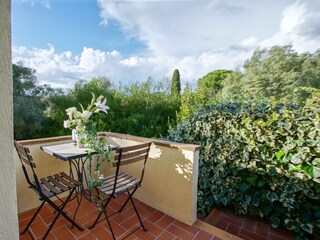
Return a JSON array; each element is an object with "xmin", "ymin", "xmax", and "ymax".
[
  {"xmin": 113, "ymin": 142, "xmax": 152, "ymax": 183},
  {"xmin": 14, "ymin": 141, "xmax": 40, "ymax": 193}
]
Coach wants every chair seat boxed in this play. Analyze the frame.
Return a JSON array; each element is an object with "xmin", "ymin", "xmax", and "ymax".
[
  {"xmin": 99, "ymin": 171, "xmax": 140, "ymax": 195},
  {"xmin": 39, "ymin": 172, "xmax": 82, "ymax": 198}
]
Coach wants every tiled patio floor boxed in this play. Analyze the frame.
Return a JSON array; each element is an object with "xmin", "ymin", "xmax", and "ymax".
[
  {"xmin": 204, "ymin": 208, "xmax": 296, "ymax": 240},
  {"xmin": 18, "ymin": 194, "xmax": 239, "ymax": 240}
]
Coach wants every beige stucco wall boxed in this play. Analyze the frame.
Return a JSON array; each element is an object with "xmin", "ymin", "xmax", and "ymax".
[
  {"xmin": 0, "ymin": 0, "xmax": 19, "ymax": 239},
  {"xmin": 16, "ymin": 133, "xmax": 200, "ymax": 225}
]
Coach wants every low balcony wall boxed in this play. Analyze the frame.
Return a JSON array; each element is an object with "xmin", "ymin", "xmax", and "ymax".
[{"xmin": 15, "ymin": 132, "xmax": 200, "ymax": 225}]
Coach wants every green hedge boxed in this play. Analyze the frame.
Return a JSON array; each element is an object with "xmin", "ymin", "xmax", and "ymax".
[{"xmin": 168, "ymin": 96, "xmax": 320, "ymax": 238}]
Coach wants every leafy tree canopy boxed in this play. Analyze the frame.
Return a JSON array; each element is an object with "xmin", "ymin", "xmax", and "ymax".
[
  {"xmin": 197, "ymin": 69, "xmax": 232, "ymax": 93},
  {"xmin": 170, "ymin": 69, "xmax": 181, "ymax": 96},
  {"xmin": 220, "ymin": 45, "xmax": 320, "ymax": 101}
]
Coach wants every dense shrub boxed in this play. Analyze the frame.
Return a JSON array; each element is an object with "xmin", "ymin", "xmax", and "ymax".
[{"xmin": 168, "ymin": 95, "xmax": 320, "ymax": 238}]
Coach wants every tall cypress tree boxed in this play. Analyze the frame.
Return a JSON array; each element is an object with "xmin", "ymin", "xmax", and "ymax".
[{"xmin": 171, "ymin": 69, "xmax": 181, "ymax": 96}]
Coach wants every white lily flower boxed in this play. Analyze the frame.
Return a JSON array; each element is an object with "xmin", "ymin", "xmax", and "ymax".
[
  {"xmin": 63, "ymin": 120, "xmax": 71, "ymax": 128},
  {"xmin": 74, "ymin": 111, "xmax": 82, "ymax": 118},
  {"xmin": 94, "ymin": 98, "xmax": 109, "ymax": 114},
  {"xmin": 65, "ymin": 107, "xmax": 77, "ymax": 119},
  {"xmin": 81, "ymin": 110, "xmax": 92, "ymax": 119}
]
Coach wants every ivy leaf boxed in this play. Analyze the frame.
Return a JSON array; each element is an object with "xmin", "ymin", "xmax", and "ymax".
[
  {"xmin": 307, "ymin": 130, "xmax": 316, "ymax": 140},
  {"xmin": 300, "ymin": 223, "xmax": 313, "ymax": 234},
  {"xmin": 267, "ymin": 192, "xmax": 279, "ymax": 202},
  {"xmin": 284, "ymin": 122, "xmax": 292, "ymax": 131},
  {"xmin": 239, "ymin": 183, "xmax": 250, "ymax": 192},
  {"xmin": 290, "ymin": 154, "xmax": 302, "ymax": 165},
  {"xmin": 312, "ymin": 166, "xmax": 320, "ymax": 179},
  {"xmin": 270, "ymin": 215, "xmax": 280, "ymax": 228},
  {"xmin": 288, "ymin": 164, "xmax": 301, "ymax": 172},
  {"xmin": 312, "ymin": 158, "xmax": 320, "ymax": 167},
  {"xmin": 276, "ymin": 151, "xmax": 285, "ymax": 160},
  {"xmin": 247, "ymin": 175, "xmax": 258, "ymax": 186},
  {"xmin": 257, "ymin": 179, "xmax": 265, "ymax": 188}
]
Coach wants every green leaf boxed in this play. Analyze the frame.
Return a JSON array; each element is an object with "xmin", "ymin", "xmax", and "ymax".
[
  {"xmin": 288, "ymin": 164, "xmax": 301, "ymax": 172},
  {"xmin": 312, "ymin": 166, "xmax": 320, "ymax": 179},
  {"xmin": 270, "ymin": 215, "xmax": 280, "ymax": 228},
  {"xmin": 307, "ymin": 130, "xmax": 316, "ymax": 140},
  {"xmin": 301, "ymin": 223, "xmax": 313, "ymax": 234},
  {"xmin": 276, "ymin": 151, "xmax": 285, "ymax": 160},
  {"xmin": 257, "ymin": 179, "xmax": 266, "ymax": 188},
  {"xmin": 290, "ymin": 154, "xmax": 302, "ymax": 165},
  {"xmin": 267, "ymin": 192, "xmax": 279, "ymax": 202},
  {"xmin": 239, "ymin": 183, "xmax": 250, "ymax": 192},
  {"xmin": 247, "ymin": 175, "xmax": 258, "ymax": 186},
  {"xmin": 313, "ymin": 158, "xmax": 320, "ymax": 166},
  {"xmin": 284, "ymin": 122, "xmax": 292, "ymax": 131}
]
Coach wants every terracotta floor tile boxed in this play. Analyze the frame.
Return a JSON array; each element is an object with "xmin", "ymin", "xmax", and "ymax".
[
  {"xmin": 242, "ymin": 218, "xmax": 257, "ymax": 232},
  {"xmin": 201, "ymin": 223, "xmax": 231, "ymax": 240},
  {"xmin": 173, "ymin": 220, "xmax": 199, "ymax": 235},
  {"xmin": 19, "ymin": 232, "xmax": 33, "ymax": 240},
  {"xmin": 112, "ymin": 208, "xmax": 135, "ymax": 224},
  {"xmin": 156, "ymin": 215, "xmax": 175, "ymax": 229},
  {"xmin": 212, "ymin": 236, "xmax": 224, "ymax": 240},
  {"xmin": 166, "ymin": 224, "xmax": 194, "ymax": 240},
  {"xmin": 204, "ymin": 208, "xmax": 296, "ymax": 240},
  {"xmin": 122, "ymin": 233, "xmax": 138, "ymax": 240},
  {"xmin": 137, "ymin": 201, "xmax": 157, "ymax": 214},
  {"xmin": 133, "ymin": 228, "xmax": 156, "ymax": 240},
  {"xmin": 254, "ymin": 222, "xmax": 269, "ymax": 236},
  {"xmin": 91, "ymin": 225, "xmax": 113, "ymax": 239},
  {"xmin": 68, "ymin": 222, "xmax": 88, "ymax": 239},
  {"xmin": 53, "ymin": 225, "xmax": 76, "ymax": 240},
  {"xmin": 268, "ymin": 227, "xmax": 296, "ymax": 239},
  {"xmin": 142, "ymin": 220, "xmax": 164, "ymax": 236},
  {"xmin": 147, "ymin": 210, "xmax": 165, "ymax": 224},
  {"xmin": 39, "ymin": 204, "xmax": 54, "ymax": 219},
  {"xmin": 41, "ymin": 232, "xmax": 56, "ymax": 240},
  {"xmin": 135, "ymin": 204, "xmax": 155, "ymax": 219},
  {"xmin": 79, "ymin": 210, "xmax": 101, "ymax": 226},
  {"xmin": 106, "ymin": 219, "xmax": 127, "ymax": 237},
  {"xmin": 193, "ymin": 230, "xmax": 214, "ymax": 240},
  {"xmin": 230, "ymin": 235, "xmax": 244, "ymax": 240},
  {"xmin": 219, "ymin": 215, "xmax": 243, "ymax": 227},
  {"xmin": 121, "ymin": 215, "xmax": 140, "ymax": 230},
  {"xmin": 29, "ymin": 218, "xmax": 48, "ymax": 239},
  {"xmin": 19, "ymin": 217, "xmax": 36, "ymax": 230},
  {"xmin": 18, "ymin": 208, "xmax": 37, "ymax": 222},
  {"xmin": 78, "ymin": 232, "xmax": 98, "ymax": 240},
  {"xmin": 226, "ymin": 224, "xmax": 241, "ymax": 236},
  {"xmin": 240, "ymin": 229, "xmax": 268, "ymax": 240},
  {"xmin": 109, "ymin": 200, "xmax": 122, "ymax": 211},
  {"xmin": 215, "ymin": 219, "xmax": 228, "ymax": 231},
  {"xmin": 155, "ymin": 230, "xmax": 175, "ymax": 240}
]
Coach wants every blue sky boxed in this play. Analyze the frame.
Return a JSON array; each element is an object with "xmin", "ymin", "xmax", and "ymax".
[
  {"xmin": 12, "ymin": 0, "xmax": 145, "ymax": 55},
  {"xmin": 12, "ymin": 0, "xmax": 320, "ymax": 89}
]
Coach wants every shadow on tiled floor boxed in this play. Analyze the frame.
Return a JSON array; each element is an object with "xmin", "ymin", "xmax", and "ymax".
[
  {"xmin": 204, "ymin": 208, "xmax": 296, "ymax": 240},
  {"xmin": 18, "ymin": 194, "xmax": 238, "ymax": 240}
]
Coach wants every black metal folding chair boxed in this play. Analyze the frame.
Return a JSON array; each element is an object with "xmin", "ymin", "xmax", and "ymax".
[
  {"xmin": 14, "ymin": 141, "xmax": 84, "ymax": 240},
  {"xmin": 89, "ymin": 142, "xmax": 152, "ymax": 239}
]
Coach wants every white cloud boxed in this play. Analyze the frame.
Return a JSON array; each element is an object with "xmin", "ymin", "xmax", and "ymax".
[
  {"xmin": 12, "ymin": 0, "xmax": 320, "ymax": 89},
  {"xmin": 261, "ymin": 0, "xmax": 320, "ymax": 53},
  {"xmin": 97, "ymin": 0, "xmax": 293, "ymax": 57},
  {"xmin": 12, "ymin": 40, "xmax": 255, "ymax": 89}
]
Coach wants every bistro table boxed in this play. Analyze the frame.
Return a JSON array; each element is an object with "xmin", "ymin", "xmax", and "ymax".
[{"xmin": 40, "ymin": 141, "xmax": 117, "ymax": 201}]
